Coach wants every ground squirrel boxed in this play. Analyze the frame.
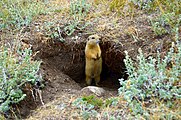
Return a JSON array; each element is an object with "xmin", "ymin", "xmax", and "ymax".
[{"xmin": 85, "ymin": 34, "xmax": 102, "ymax": 86}]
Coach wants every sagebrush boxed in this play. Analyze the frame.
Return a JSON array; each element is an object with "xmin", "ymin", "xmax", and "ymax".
[
  {"xmin": 0, "ymin": 45, "xmax": 41, "ymax": 114},
  {"xmin": 64, "ymin": 0, "xmax": 90, "ymax": 36},
  {"xmin": 0, "ymin": 0, "xmax": 46, "ymax": 29},
  {"xmin": 119, "ymin": 41, "xmax": 181, "ymax": 118}
]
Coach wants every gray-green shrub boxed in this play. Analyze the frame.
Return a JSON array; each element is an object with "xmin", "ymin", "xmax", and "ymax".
[
  {"xmin": 64, "ymin": 0, "xmax": 90, "ymax": 36},
  {"xmin": 0, "ymin": 46, "xmax": 41, "ymax": 113},
  {"xmin": 73, "ymin": 97, "xmax": 98, "ymax": 119},
  {"xmin": 0, "ymin": 0, "xmax": 46, "ymax": 29},
  {"xmin": 119, "ymin": 41, "xmax": 181, "ymax": 116}
]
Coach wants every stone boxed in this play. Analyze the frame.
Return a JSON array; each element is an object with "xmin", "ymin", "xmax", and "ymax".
[{"xmin": 81, "ymin": 86, "xmax": 106, "ymax": 97}]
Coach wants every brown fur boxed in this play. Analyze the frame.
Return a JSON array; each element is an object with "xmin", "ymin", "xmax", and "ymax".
[{"xmin": 85, "ymin": 35, "xmax": 102, "ymax": 86}]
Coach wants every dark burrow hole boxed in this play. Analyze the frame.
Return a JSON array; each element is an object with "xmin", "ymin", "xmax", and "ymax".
[{"xmin": 38, "ymin": 39, "xmax": 128, "ymax": 90}]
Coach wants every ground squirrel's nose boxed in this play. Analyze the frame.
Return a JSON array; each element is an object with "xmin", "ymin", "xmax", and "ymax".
[{"xmin": 96, "ymin": 39, "xmax": 100, "ymax": 44}]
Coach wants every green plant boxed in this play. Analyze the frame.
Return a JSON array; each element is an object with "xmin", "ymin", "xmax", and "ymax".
[
  {"xmin": 72, "ymin": 97, "xmax": 98, "ymax": 120},
  {"xmin": 43, "ymin": 21, "xmax": 66, "ymax": 43},
  {"xmin": 151, "ymin": 19, "xmax": 169, "ymax": 36},
  {"xmin": 129, "ymin": 0, "xmax": 154, "ymax": 10},
  {"xmin": 64, "ymin": 0, "xmax": 90, "ymax": 36},
  {"xmin": 0, "ymin": 0, "xmax": 46, "ymax": 29},
  {"xmin": 77, "ymin": 95, "xmax": 119, "ymax": 109},
  {"xmin": 108, "ymin": 0, "xmax": 156, "ymax": 15},
  {"xmin": 82, "ymin": 95, "xmax": 103, "ymax": 108},
  {"xmin": 70, "ymin": 0, "xmax": 90, "ymax": 17},
  {"xmin": 105, "ymin": 97, "xmax": 119, "ymax": 107},
  {"xmin": 119, "ymin": 41, "xmax": 181, "ymax": 117},
  {"xmin": 145, "ymin": 0, "xmax": 181, "ymax": 36},
  {"xmin": 151, "ymin": 12, "xmax": 180, "ymax": 36},
  {"xmin": 104, "ymin": 0, "xmax": 180, "ymax": 36},
  {"xmin": 72, "ymin": 95, "xmax": 127, "ymax": 119},
  {"xmin": 0, "ymin": 45, "xmax": 42, "ymax": 113}
]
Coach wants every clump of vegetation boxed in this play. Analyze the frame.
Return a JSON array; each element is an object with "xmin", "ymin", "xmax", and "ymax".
[
  {"xmin": 0, "ymin": 0, "xmax": 46, "ymax": 29},
  {"xmin": 72, "ymin": 95, "xmax": 124, "ymax": 119},
  {"xmin": 42, "ymin": 0, "xmax": 91, "ymax": 42},
  {"xmin": 0, "ymin": 45, "xmax": 42, "ymax": 115},
  {"xmin": 43, "ymin": 21, "xmax": 66, "ymax": 43},
  {"xmin": 149, "ymin": 0, "xmax": 180, "ymax": 36},
  {"xmin": 96, "ymin": 0, "xmax": 180, "ymax": 36},
  {"xmin": 72, "ymin": 97, "xmax": 99, "ymax": 119},
  {"xmin": 82, "ymin": 95, "xmax": 104, "ymax": 108},
  {"xmin": 119, "ymin": 41, "xmax": 181, "ymax": 119},
  {"xmin": 129, "ymin": 0, "xmax": 180, "ymax": 37},
  {"xmin": 151, "ymin": 17, "xmax": 169, "ymax": 36},
  {"xmin": 64, "ymin": 0, "xmax": 90, "ymax": 36},
  {"xmin": 70, "ymin": 0, "xmax": 90, "ymax": 16},
  {"xmin": 105, "ymin": 0, "xmax": 152, "ymax": 15},
  {"xmin": 104, "ymin": 97, "xmax": 119, "ymax": 107}
]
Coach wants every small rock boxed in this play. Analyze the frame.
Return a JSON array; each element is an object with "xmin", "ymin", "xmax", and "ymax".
[{"xmin": 81, "ymin": 86, "xmax": 106, "ymax": 97}]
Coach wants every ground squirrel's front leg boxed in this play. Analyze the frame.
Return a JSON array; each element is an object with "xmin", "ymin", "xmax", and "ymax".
[
  {"xmin": 95, "ymin": 75, "xmax": 100, "ymax": 86},
  {"xmin": 85, "ymin": 75, "xmax": 92, "ymax": 85},
  {"xmin": 96, "ymin": 52, "xmax": 101, "ymax": 60}
]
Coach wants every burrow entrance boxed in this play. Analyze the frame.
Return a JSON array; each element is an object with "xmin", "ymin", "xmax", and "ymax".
[
  {"xmin": 33, "ymin": 35, "xmax": 127, "ymax": 90},
  {"xmin": 15, "ymin": 34, "xmax": 128, "ymax": 119}
]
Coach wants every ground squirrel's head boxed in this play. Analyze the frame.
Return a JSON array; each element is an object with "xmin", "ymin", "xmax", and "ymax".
[{"xmin": 87, "ymin": 34, "xmax": 100, "ymax": 47}]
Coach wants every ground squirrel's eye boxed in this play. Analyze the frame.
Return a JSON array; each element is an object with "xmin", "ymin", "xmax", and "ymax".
[{"xmin": 91, "ymin": 37, "xmax": 95, "ymax": 39}]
